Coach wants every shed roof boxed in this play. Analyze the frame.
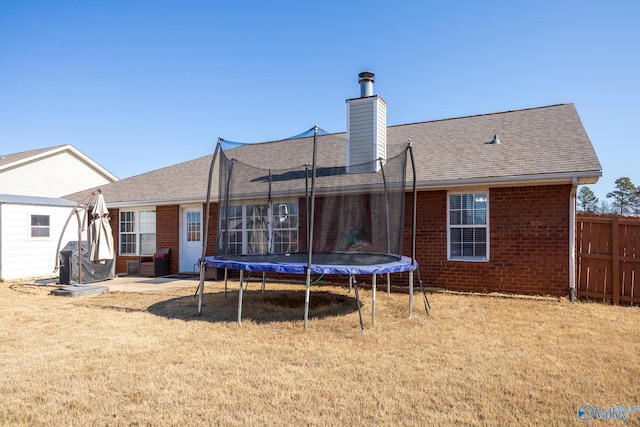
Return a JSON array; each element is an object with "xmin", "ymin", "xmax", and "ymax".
[
  {"xmin": 65, "ymin": 104, "xmax": 602, "ymax": 207},
  {"xmin": 0, "ymin": 193, "xmax": 76, "ymax": 207}
]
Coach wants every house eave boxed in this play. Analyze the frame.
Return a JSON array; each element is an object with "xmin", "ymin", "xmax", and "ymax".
[
  {"xmin": 416, "ymin": 170, "xmax": 602, "ymax": 191},
  {"xmin": 107, "ymin": 196, "xmax": 207, "ymax": 209},
  {"xmin": 106, "ymin": 170, "xmax": 601, "ymax": 209}
]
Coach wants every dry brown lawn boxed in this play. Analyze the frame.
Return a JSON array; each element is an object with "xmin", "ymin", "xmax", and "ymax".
[{"xmin": 1, "ymin": 279, "xmax": 639, "ymax": 426}]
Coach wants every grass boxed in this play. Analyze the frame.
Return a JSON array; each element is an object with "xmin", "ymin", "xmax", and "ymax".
[{"xmin": 1, "ymin": 279, "xmax": 639, "ymax": 426}]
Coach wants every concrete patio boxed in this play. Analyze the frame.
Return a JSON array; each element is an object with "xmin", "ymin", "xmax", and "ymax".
[{"xmin": 100, "ymin": 275, "xmax": 202, "ymax": 293}]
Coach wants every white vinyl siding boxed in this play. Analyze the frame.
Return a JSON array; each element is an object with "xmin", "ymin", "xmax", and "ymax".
[
  {"xmin": 448, "ymin": 191, "xmax": 489, "ymax": 262},
  {"xmin": 0, "ymin": 150, "xmax": 114, "ymax": 197},
  {"xmin": 0, "ymin": 203, "xmax": 78, "ymax": 280},
  {"xmin": 349, "ymin": 101, "xmax": 375, "ymax": 167},
  {"xmin": 347, "ymin": 96, "xmax": 387, "ymax": 173}
]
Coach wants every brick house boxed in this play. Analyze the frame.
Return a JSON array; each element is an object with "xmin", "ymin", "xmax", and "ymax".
[{"xmin": 66, "ymin": 75, "xmax": 601, "ymax": 297}]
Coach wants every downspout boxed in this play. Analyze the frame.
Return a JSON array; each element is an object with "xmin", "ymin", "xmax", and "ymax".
[{"xmin": 569, "ymin": 177, "xmax": 578, "ymax": 302}]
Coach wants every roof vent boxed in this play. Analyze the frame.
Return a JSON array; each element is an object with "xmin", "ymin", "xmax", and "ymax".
[
  {"xmin": 490, "ymin": 134, "xmax": 501, "ymax": 145},
  {"xmin": 358, "ymin": 71, "xmax": 375, "ymax": 97}
]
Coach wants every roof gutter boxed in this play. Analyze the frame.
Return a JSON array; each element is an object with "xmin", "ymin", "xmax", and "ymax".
[
  {"xmin": 101, "ymin": 196, "xmax": 208, "ymax": 209},
  {"xmin": 415, "ymin": 170, "xmax": 601, "ymax": 190}
]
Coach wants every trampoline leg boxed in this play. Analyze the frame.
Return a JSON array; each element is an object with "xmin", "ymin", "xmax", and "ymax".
[
  {"xmin": 238, "ymin": 270, "xmax": 244, "ymax": 326},
  {"xmin": 348, "ymin": 274, "xmax": 353, "ymax": 293},
  {"xmin": 224, "ymin": 268, "xmax": 228, "ymax": 299},
  {"xmin": 197, "ymin": 274, "xmax": 204, "ymax": 317},
  {"xmin": 261, "ymin": 271, "xmax": 266, "ymax": 294},
  {"xmin": 372, "ymin": 274, "xmax": 377, "ymax": 327},
  {"xmin": 353, "ymin": 279, "xmax": 364, "ymax": 331},
  {"xmin": 409, "ymin": 269, "xmax": 414, "ymax": 319},
  {"xmin": 386, "ymin": 272, "xmax": 391, "ymax": 296},
  {"xmin": 304, "ymin": 269, "xmax": 311, "ymax": 330}
]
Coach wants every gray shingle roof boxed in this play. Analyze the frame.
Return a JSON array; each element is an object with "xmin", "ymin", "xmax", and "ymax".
[
  {"xmin": 0, "ymin": 145, "xmax": 67, "ymax": 168},
  {"xmin": 66, "ymin": 104, "xmax": 601, "ymax": 207},
  {"xmin": 0, "ymin": 193, "xmax": 76, "ymax": 207}
]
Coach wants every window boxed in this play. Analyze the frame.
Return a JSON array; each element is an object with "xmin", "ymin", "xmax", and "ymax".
[
  {"xmin": 30, "ymin": 214, "xmax": 50, "ymax": 238},
  {"xmin": 220, "ymin": 201, "xmax": 298, "ymax": 255},
  {"xmin": 119, "ymin": 210, "xmax": 156, "ymax": 255},
  {"xmin": 220, "ymin": 205, "xmax": 243, "ymax": 255},
  {"xmin": 448, "ymin": 192, "xmax": 488, "ymax": 261},
  {"xmin": 246, "ymin": 203, "xmax": 269, "ymax": 254},
  {"xmin": 272, "ymin": 202, "xmax": 298, "ymax": 253},
  {"xmin": 186, "ymin": 211, "xmax": 201, "ymax": 242}
]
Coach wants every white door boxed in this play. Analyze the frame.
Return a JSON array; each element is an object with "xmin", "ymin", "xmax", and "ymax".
[{"xmin": 180, "ymin": 207, "xmax": 203, "ymax": 273}]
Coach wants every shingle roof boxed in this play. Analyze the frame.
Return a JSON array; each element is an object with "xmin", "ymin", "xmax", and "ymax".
[
  {"xmin": 0, "ymin": 193, "xmax": 76, "ymax": 207},
  {"xmin": 0, "ymin": 145, "xmax": 67, "ymax": 168},
  {"xmin": 65, "ymin": 104, "xmax": 601, "ymax": 207}
]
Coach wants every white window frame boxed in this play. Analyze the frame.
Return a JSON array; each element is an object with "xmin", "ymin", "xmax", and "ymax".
[
  {"xmin": 219, "ymin": 200, "xmax": 298, "ymax": 255},
  {"xmin": 29, "ymin": 213, "xmax": 51, "ymax": 239},
  {"xmin": 447, "ymin": 190, "xmax": 489, "ymax": 262},
  {"xmin": 119, "ymin": 209, "xmax": 156, "ymax": 256}
]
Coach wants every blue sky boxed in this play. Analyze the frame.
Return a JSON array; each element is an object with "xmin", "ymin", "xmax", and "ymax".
[{"xmin": 1, "ymin": 1, "xmax": 638, "ymax": 204}]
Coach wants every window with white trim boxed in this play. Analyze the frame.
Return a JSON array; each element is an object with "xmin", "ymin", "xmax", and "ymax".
[
  {"xmin": 186, "ymin": 211, "xmax": 201, "ymax": 242},
  {"xmin": 272, "ymin": 202, "xmax": 298, "ymax": 253},
  {"xmin": 448, "ymin": 192, "xmax": 489, "ymax": 261},
  {"xmin": 30, "ymin": 214, "xmax": 50, "ymax": 238},
  {"xmin": 220, "ymin": 205, "xmax": 243, "ymax": 255},
  {"xmin": 219, "ymin": 201, "xmax": 298, "ymax": 255},
  {"xmin": 119, "ymin": 210, "xmax": 156, "ymax": 255}
]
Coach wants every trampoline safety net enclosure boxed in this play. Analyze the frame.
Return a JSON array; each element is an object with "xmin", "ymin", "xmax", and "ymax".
[{"xmin": 199, "ymin": 127, "xmax": 421, "ymax": 328}]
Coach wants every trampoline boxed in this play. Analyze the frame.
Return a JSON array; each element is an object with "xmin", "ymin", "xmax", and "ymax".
[
  {"xmin": 203, "ymin": 252, "xmax": 418, "ymax": 330},
  {"xmin": 195, "ymin": 125, "xmax": 426, "ymax": 329},
  {"xmin": 204, "ymin": 252, "xmax": 415, "ymax": 275}
]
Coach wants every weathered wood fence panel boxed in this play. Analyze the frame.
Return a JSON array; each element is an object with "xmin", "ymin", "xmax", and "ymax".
[{"xmin": 576, "ymin": 215, "xmax": 640, "ymax": 305}]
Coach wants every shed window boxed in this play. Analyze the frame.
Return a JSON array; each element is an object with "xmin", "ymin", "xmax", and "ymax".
[
  {"xmin": 448, "ymin": 192, "xmax": 489, "ymax": 261},
  {"xmin": 30, "ymin": 215, "xmax": 50, "ymax": 238}
]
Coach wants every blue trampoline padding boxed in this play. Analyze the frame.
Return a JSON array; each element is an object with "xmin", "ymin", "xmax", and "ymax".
[{"xmin": 203, "ymin": 252, "xmax": 417, "ymax": 275}]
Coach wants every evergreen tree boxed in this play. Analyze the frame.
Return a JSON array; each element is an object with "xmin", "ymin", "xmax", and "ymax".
[
  {"xmin": 634, "ymin": 188, "xmax": 640, "ymax": 216},
  {"xmin": 606, "ymin": 177, "xmax": 639, "ymax": 216},
  {"xmin": 577, "ymin": 186, "xmax": 599, "ymax": 213}
]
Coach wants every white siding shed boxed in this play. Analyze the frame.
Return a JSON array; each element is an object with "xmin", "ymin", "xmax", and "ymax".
[{"xmin": 0, "ymin": 195, "xmax": 81, "ymax": 281}]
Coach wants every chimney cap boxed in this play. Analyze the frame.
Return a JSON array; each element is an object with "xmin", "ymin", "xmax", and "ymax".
[{"xmin": 358, "ymin": 71, "xmax": 375, "ymax": 83}]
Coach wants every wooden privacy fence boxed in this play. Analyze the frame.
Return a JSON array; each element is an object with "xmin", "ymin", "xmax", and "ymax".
[{"xmin": 576, "ymin": 215, "xmax": 640, "ymax": 305}]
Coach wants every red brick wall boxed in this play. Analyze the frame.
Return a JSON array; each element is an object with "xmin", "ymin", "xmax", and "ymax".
[
  {"xmin": 205, "ymin": 202, "xmax": 218, "ymax": 255},
  {"xmin": 112, "ymin": 185, "xmax": 572, "ymax": 296},
  {"xmin": 110, "ymin": 208, "xmax": 126, "ymax": 274},
  {"xmin": 111, "ymin": 206, "xmax": 181, "ymax": 275},
  {"xmin": 156, "ymin": 205, "xmax": 180, "ymax": 273},
  {"xmin": 406, "ymin": 185, "xmax": 572, "ymax": 296}
]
